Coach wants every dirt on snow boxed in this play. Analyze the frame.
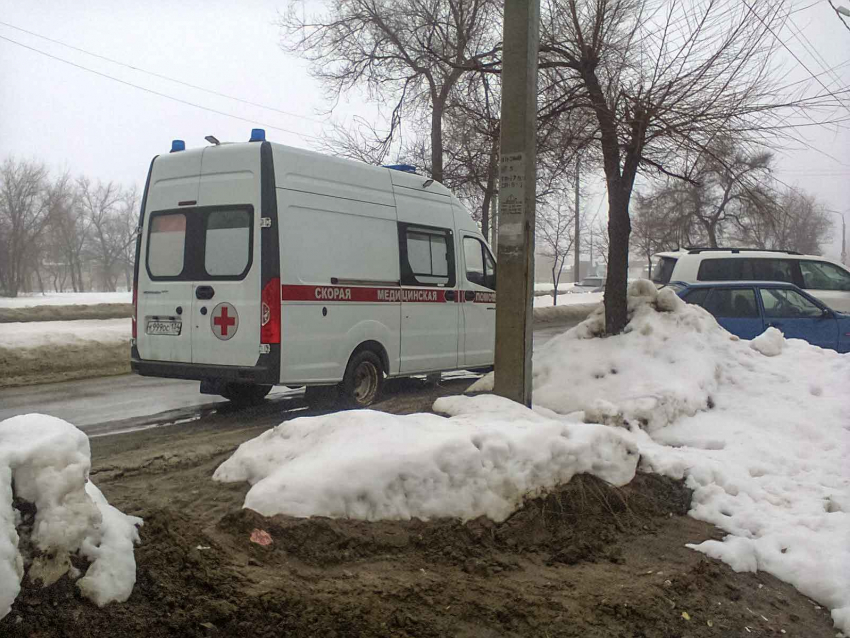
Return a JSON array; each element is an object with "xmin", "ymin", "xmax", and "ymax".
[{"xmin": 1, "ymin": 378, "xmax": 837, "ymax": 638}]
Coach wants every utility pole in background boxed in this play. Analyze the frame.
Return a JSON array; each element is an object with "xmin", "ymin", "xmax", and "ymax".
[
  {"xmin": 494, "ymin": 0, "xmax": 540, "ymax": 407},
  {"xmin": 827, "ymin": 209, "xmax": 847, "ymax": 265},
  {"xmin": 574, "ymin": 155, "xmax": 581, "ymax": 281}
]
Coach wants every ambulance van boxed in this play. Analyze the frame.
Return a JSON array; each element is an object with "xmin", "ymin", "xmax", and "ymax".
[{"xmin": 131, "ymin": 130, "xmax": 496, "ymax": 407}]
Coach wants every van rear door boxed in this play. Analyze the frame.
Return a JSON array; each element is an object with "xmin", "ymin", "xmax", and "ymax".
[
  {"xmin": 136, "ymin": 151, "xmax": 201, "ymax": 364},
  {"xmin": 137, "ymin": 145, "xmax": 262, "ymax": 368},
  {"xmin": 190, "ymin": 145, "xmax": 261, "ymax": 366}
]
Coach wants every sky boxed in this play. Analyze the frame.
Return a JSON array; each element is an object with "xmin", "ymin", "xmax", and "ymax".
[{"xmin": 1, "ymin": 0, "xmax": 848, "ymax": 260}]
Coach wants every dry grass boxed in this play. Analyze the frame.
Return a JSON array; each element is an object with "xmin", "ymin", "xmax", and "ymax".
[{"xmin": 0, "ymin": 304, "xmax": 133, "ymax": 323}]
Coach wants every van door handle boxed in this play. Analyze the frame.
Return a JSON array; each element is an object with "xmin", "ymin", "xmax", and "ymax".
[
  {"xmin": 444, "ymin": 290, "xmax": 456, "ymax": 301},
  {"xmin": 196, "ymin": 285, "xmax": 215, "ymax": 300},
  {"xmin": 465, "ymin": 290, "xmax": 476, "ymax": 301}
]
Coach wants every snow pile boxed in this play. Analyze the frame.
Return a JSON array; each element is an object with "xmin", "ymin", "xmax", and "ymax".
[
  {"xmin": 0, "ymin": 319, "xmax": 130, "ymax": 349},
  {"xmin": 213, "ymin": 394, "xmax": 638, "ymax": 522},
  {"xmin": 499, "ymin": 280, "xmax": 850, "ymax": 632},
  {"xmin": 749, "ymin": 326, "xmax": 784, "ymax": 356},
  {"xmin": 0, "ymin": 415, "xmax": 142, "ymax": 619},
  {"xmin": 0, "ymin": 292, "xmax": 131, "ymax": 308}
]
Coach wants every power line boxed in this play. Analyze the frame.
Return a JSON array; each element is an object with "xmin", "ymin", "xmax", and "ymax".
[
  {"xmin": 0, "ymin": 33, "xmax": 322, "ymax": 142},
  {"xmin": 0, "ymin": 19, "xmax": 330, "ymax": 127},
  {"xmin": 741, "ymin": 0, "xmax": 850, "ymax": 118}
]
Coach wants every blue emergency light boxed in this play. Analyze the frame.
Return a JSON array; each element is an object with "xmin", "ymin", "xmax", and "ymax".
[
  {"xmin": 384, "ymin": 164, "xmax": 417, "ymax": 173},
  {"xmin": 250, "ymin": 128, "xmax": 266, "ymax": 142},
  {"xmin": 170, "ymin": 140, "xmax": 186, "ymax": 152}
]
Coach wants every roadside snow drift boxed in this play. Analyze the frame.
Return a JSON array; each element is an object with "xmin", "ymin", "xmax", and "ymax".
[
  {"xmin": 213, "ymin": 394, "xmax": 638, "ymax": 522},
  {"xmin": 477, "ymin": 280, "xmax": 850, "ymax": 633},
  {"xmin": 0, "ymin": 414, "xmax": 142, "ymax": 620}
]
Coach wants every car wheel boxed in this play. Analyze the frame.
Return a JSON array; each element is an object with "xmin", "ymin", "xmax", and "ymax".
[
  {"xmin": 220, "ymin": 383, "xmax": 272, "ymax": 405},
  {"xmin": 341, "ymin": 350, "xmax": 383, "ymax": 407}
]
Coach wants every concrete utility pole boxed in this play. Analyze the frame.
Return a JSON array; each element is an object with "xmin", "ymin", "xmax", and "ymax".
[
  {"xmin": 494, "ymin": 0, "xmax": 540, "ymax": 407},
  {"xmin": 574, "ymin": 155, "xmax": 581, "ymax": 282}
]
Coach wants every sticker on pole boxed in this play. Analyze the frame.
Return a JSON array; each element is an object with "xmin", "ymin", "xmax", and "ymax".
[{"xmin": 211, "ymin": 302, "xmax": 239, "ymax": 340}]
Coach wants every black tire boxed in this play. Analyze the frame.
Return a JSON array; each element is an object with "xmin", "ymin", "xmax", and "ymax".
[
  {"xmin": 341, "ymin": 350, "xmax": 383, "ymax": 407},
  {"xmin": 220, "ymin": 383, "xmax": 272, "ymax": 405}
]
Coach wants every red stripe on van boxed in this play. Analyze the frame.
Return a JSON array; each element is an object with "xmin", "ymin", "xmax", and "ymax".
[{"xmin": 281, "ymin": 284, "xmax": 454, "ymax": 303}]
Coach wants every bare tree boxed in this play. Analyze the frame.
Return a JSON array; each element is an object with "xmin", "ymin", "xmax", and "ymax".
[
  {"xmin": 279, "ymin": 0, "xmax": 502, "ymax": 184},
  {"xmin": 78, "ymin": 177, "xmax": 128, "ymax": 292},
  {"xmin": 535, "ymin": 0, "xmax": 814, "ymax": 333},
  {"xmin": 0, "ymin": 158, "xmax": 52, "ymax": 297},
  {"xmin": 638, "ymin": 140, "xmax": 776, "ymax": 248},
  {"xmin": 536, "ymin": 198, "xmax": 577, "ymax": 304},
  {"xmin": 737, "ymin": 187, "xmax": 833, "ymax": 254},
  {"xmin": 630, "ymin": 192, "xmax": 683, "ymax": 272},
  {"xmin": 46, "ymin": 172, "xmax": 90, "ymax": 292}
]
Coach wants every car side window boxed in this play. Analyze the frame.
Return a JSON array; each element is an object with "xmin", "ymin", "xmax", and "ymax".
[
  {"xmin": 760, "ymin": 289, "xmax": 822, "ymax": 318},
  {"xmin": 697, "ymin": 259, "xmax": 736, "ymax": 281},
  {"xmin": 682, "ymin": 288, "xmax": 710, "ymax": 306},
  {"xmin": 800, "ymin": 261, "xmax": 850, "ymax": 291},
  {"xmin": 703, "ymin": 288, "xmax": 759, "ymax": 318},
  {"xmin": 746, "ymin": 259, "xmax": 795, "ymax": 283}
]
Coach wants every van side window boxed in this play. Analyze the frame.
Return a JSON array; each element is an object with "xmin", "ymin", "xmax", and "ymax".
[
  {"xmin": 800, "ymin": 261, "xmax": 850, "ymax": 291},
  {"xmin": 205, "ymin": 209, "xmax": 251, "ymax": 277},
  {"xmin": 148, "ymin": 213, "xmax": 186, "ymax": 277},
  {"xmin": 698, "ymin": 258, "xmax": 796, "ymax": 283},
  {"xmin": 399, "ymin": 223, "xmax": 455, "ymax": 287},
  {"xmin": 652, "ymin": 257, "xmax": 678, "ymax": 284},
  {"xmin": 463, "ymin": 237, "xmax": 496, "ymax": 290}
]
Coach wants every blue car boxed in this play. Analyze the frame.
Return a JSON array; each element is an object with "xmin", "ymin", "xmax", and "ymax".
[{"xmin": 668, "ymin": 281, "xmax": 850, "ymax": 353}]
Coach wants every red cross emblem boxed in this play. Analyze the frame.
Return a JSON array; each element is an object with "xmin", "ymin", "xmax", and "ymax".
[{"xmin": 211, "ymin": 302, "xmax": 239, "ymax": 340}]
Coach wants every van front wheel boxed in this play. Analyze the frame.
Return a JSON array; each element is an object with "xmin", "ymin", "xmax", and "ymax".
[
  {"xmin": 341, "ymin": 350, "xmax": 383, "ymax": 407},
  {"xmin": 220, "ymin": 382, "xmax": 272, "ymax": 405}
]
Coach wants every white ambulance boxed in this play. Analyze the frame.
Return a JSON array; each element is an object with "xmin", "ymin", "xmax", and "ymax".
[{"xmin": 131, "ymin": 130, "xmax": 496, "ymax": 407}]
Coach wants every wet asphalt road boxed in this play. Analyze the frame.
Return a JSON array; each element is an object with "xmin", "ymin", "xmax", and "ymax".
[{"xmin": 0, "ymin": 321, "xmax": 577, "ymax": 436}]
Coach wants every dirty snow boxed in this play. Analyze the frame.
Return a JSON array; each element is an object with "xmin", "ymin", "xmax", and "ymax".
[
  {"xmin": 479, "ymin": 280, "xmax": 850, "ymax": 633},
  {"xmin": 0, "ymin": 319, "xmax": 130, "ymax": 349},
  {"xmin": 0, "ymin": 292, "xmax": 131, "ymax": 308},
  {"xmin": 0, "ymin": 414, "xmax": 142, "ymax": 620},
  {"xmin": 213, "ymin": 394, "xmax": 638, "ymax": 522}
]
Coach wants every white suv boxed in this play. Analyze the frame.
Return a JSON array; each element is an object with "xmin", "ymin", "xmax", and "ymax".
[{"xmin": 652, "ymin": 249, "xmax": 850, "ymax": 312}]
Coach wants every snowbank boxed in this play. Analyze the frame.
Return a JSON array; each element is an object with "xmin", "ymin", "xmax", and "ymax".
[
  {"xmin": 0, "ymin": 415, "xmax": 142, "ymax": 620},
  {"xmin": 214, "ymin": 394, "xmax": 638, "ymax": 523},
  {"xmin": 0, "ymin": 292, "xmax": 131, "ymax": 308},
  {"xmin": 0, "ymin": 319, "xmax": 130, "ymax": 349},
  {"xmin": 481, "ymin": 280, "xmax": 850, "ymax": 633},
  {"xmin": 532, "ymin": 291, "xmax": 603, "ymax": 308}
]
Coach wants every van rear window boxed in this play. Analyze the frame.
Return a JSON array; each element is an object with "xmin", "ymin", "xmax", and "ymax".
[
  {"xmin": 205, "ymin": 210, "xmax": 251, "ymax": 276},
  {"xmin": 146, "ymin": 206, "xmax": 253, "ymax": 281},
  {"xmin": 148, "ymin": 213, "xmax": 186, "ymax": 277},
  {"xmin": 651, "ymin": 257, "xmax": 677, "ymax": 284}
]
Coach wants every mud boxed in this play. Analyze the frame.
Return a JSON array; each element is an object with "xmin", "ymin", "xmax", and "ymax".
[{"xmin": 0, "ymin": 379, "xmax": 838, "ymax": 637}]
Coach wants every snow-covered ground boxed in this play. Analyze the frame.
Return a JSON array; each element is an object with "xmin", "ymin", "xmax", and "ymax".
[
  {"xmin": 0, "ymin": 414, "xmax": 142, "ymax": 620},
  {"xmin": 216, "ymin": 281, "xmax": 850, "ymax": 634},
  {"xmin": 0, "ymin": 319, "xmax": 130, "ymax": 349},
  {"xmin": 533, "ymin": 291, "xmax": 603, "ymax": 308},
  {"xmin": 0, "ymin": 292, "xmax": 131, "ymax": 308}
]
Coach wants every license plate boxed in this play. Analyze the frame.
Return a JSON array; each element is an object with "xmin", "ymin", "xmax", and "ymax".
[{"xmin": 146, "ymin": 319, "xmax": 182, "ymax": 336}]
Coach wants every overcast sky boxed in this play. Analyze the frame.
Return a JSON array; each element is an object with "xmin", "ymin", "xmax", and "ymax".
[{"xmin": 1, "ymin": 0, "xmax": 848, "ymax": 258}]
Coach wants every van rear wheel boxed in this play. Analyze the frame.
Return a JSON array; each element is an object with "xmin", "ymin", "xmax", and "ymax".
[
  {"xmin": 220, "ymin": 382, "xmax": 272, "ymax": 405},
  {"xmin": 341, "ymin": 350, "xmax": 383, "ymax": 407}
]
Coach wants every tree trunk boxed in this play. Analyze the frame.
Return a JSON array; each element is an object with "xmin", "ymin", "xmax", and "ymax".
[
  {"xmin": 604, "ymin": 185, "xmax": 632, "ymax": 334},
  {"xmin": 707, "ymin": 222, "xmax": 719, "ymax": 248},
  {"xmin": 480, "ymin": 189, "xmax": 492, "ymax": 242},
  {"xmin": 430, "ymin": 102, "xmax": 443, "ymax": 184}
]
